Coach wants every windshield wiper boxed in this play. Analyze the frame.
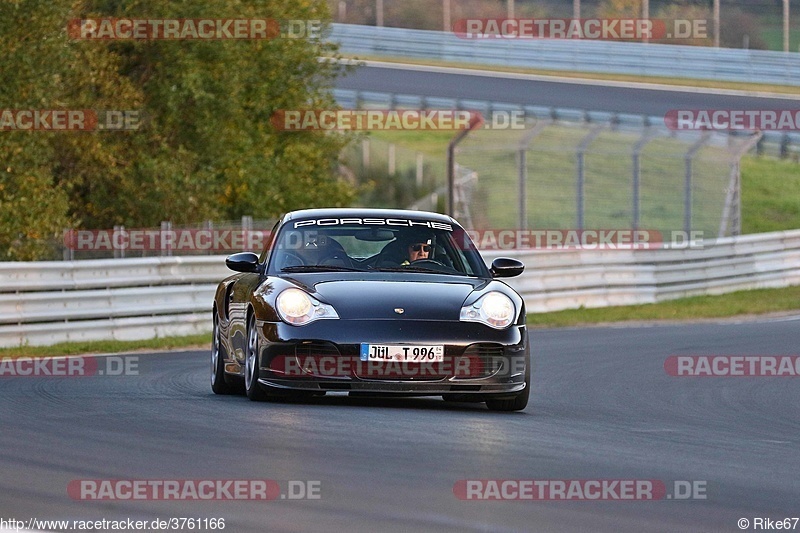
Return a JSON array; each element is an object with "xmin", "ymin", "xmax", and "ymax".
[{"xmin": 281, "ymin": 265, "xmax": 364, "ymax": 273}]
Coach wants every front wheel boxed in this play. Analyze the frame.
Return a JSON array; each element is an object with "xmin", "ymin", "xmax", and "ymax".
[
  {"xmin": 211, "ymin": 312, "xmax": 235, "ymax": 395},
  {"xmin": 485, "ymin": 383, "xmax": 529, "ymax": 412},
  {"xmin": 485, "ymin": 355, "xmax": 530, "ymax": 412},
  {"xmin": 244, "ymin": 314, "xmax": 267, "ymax": 401}
]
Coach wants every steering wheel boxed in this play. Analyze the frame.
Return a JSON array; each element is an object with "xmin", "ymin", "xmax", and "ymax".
[
  {"xmin": 410, "ymin": 259, "xmax": 446, "ymax": 267},
  {"xmin": 279, "ymin": 251, "xmax": 306, "ymax": 268},
  {"xmin": 320, "ymin": 252, "xmax": 355, "ymax": 269}
]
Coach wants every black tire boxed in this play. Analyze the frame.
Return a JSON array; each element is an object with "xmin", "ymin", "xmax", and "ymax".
[
  {"xmin": 485, "ymin": 385, "xmax": 529, "ymax": 412},
  {"xmin": 211, "ymin": 312, "xmax": 235, "ymax": 395},
  {"xmin": 485, "ymin": 355, "xmax": 530, "ymax": 412},
  {"xmin": 244, "ymin": 314, "xmax": 268, "ymax": 402}
]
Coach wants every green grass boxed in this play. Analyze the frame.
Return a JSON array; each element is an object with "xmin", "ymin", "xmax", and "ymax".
[
  {"xmin": 527, "ymin": 286, "xmax": 800, "ymax": 328},
  {"xmin": 0, "ymin": 334, "xmax": 210, "ymax": 359},
  {"xmin": 760, "ymin": 26, "xmax": 800, "ymax": 53},
  {"xmin": 741, "ymin": 156, "xmax": 800, "ymax": 233}
]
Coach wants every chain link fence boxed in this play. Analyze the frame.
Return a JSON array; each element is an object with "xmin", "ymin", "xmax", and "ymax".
[
  {"xmin": 453, "ymin": 119, "xmax": 759, "ymax": 238},
  {"xmin": 337, "ymin": 112, "xmax": 757, "ymax": 240},
  {"xmin": 57, "ymin": 118, "xmax": 759, "ymax": 259}
]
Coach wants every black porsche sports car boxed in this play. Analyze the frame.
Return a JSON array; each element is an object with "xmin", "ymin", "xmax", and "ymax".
[{"xmin": 211, "ymin": 208, "xmax": 530, "ymax": 411}]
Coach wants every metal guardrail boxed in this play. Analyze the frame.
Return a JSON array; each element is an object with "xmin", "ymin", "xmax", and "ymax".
[
  {"xmin": 485, "ymin": 230, "xmax": 800, "ymax": 312},
  {"xmin": 330, "ymin": 23, "xmax": 800, "ymax": 86},
  {"xmin": 3, "ymin": 230, "xmax": 800, "ymax": 347},
  {"xmin": 0, "ymin": 257, "xmax": 229, "ymax": 347}
]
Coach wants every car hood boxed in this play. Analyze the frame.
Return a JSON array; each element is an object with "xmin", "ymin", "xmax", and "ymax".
[{"xmin": 311, "ymin": 279, "xmax": 482, "ymax": 320}]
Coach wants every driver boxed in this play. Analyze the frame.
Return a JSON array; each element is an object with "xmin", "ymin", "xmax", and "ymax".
[{"xmin": 400, "ymin": 234, "xmax": 434, "ymax": 265}]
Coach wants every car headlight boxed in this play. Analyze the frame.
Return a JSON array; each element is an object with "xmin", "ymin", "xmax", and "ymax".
[
  {"xmin": 460, "ymin": 291, "xmax": 515, "ymax": 329},
  {"xmin": 276, "ymin": 288, "xmax": 339, "ymax": 326}
]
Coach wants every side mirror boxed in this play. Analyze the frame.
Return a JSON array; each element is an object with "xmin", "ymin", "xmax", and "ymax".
[
  {"xmin": 490, "ymin": 257, "xmax": 524, "ymax": 278},
  {"xmin": 226, "ymin": 252, "xmax": 260, "ymax": 273}
]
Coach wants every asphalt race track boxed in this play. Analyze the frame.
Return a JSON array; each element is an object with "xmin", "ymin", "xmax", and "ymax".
[
  {"xmin": 336, "ymin": 62, "xmax": 799, "ymax": 116},
  {"xmin": 2, "ymin": 318, "xmax": 799, "ymax": 532}
]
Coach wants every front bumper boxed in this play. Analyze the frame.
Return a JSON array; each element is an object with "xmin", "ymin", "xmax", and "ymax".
[{"xmin": 252, "ymin": 319, "xmax": 529, "ymax": 397}]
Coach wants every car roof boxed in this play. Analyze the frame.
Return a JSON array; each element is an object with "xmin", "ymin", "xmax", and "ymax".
[{"xmin": 280, "ymin": 208, "xmax": 459, "ymax": 226}]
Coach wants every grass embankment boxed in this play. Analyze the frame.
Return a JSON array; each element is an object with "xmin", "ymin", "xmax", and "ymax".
[
  {"xmin": 527, "ymin": 286, "xmax": 800, "ymax": 328},
  {"xmin": 0, "ymin": 334, "xmax": 209, "ymax": 359}
]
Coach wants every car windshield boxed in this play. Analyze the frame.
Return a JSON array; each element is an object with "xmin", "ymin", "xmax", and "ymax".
[{"xmin": 266, "ymin": 219, "xmax": 489, "ymax": 277}]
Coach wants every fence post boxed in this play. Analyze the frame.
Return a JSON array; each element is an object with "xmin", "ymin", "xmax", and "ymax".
[
  {"xmin": 362, "ymin": 138, "xmax": 370, "ymax": 170},
  {"xmin": 517, "ymin": 149, "xmax": 527, "ymax": 229},
  {"xmin": 447, "ymin": 114, "xmax": 484, "ymax": 216},
  {"xmin": 388, "ymin": 143, "xmax": 396, "ymax": 175},
  {"xmin": 113, "ymin": 225, "xmax": 125, "ymax": 259},
  {"xmin": 517, "ymin": 120, "xmax": 552, "ymax": 230},
  {"xmin": 161, "ymin": 221, "xmax": 172, "ymax": 257},
  {"xmin": 576, "ymin": 125, "xmax": 605, "ymax": 230},
  {"xmin": 203, "ymin": 220, "xmax": 213, "ymax": 255},
  {"xmin": 416, "ymin": 152, "xmax": 424, "ymax": 188},
  {"xmin": 241, "ymin": 216, "xmax": 253, "ymax": 253},
  {"xmin": 631, "ymin": 129, "xmax": 657, "ymax": 231},
  {"xmin": 62, "ymin": 229, "xmax": 74, "ymax": 261},
  {"xmin": 719, "ymin": 132, "xmax": 762, "ymax": 238},
  {"xmin": 684, "ymin": 133, "xmax": 711, "ymax": 234}
]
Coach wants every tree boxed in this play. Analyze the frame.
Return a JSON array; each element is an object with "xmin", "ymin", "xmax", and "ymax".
[{"xmin": 0, "ymin": 0, "xmax": 354, "ymax": 259}]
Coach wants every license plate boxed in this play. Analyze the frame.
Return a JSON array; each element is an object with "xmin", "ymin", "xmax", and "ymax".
[{"xmin": 360, "ymin": 344, "xmax": 444, "ymax": 362}]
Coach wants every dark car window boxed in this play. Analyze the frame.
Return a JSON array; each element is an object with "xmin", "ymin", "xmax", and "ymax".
[
  {"xmin": 259, "ymin": 220, "xmax": 281, "ymax": 265},
  {"xmin": 266, "ymin": 220, "xmax": 489, "ymax": 277}
]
